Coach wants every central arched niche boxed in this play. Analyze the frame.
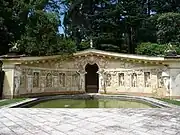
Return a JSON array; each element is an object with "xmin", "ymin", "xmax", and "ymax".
[{"xmin": 85, "ymin": 63, "xmax": 99, "ymax": 93}]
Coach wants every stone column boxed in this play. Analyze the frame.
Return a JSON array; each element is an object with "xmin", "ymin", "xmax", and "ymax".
[{"xmin": 2, "ymin": 64, "xmax": 15, "ymax": 99}]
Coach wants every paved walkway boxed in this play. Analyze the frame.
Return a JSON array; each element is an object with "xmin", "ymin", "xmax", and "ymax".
[{"xmin": 0, "ymin": 108, "xmax": 180, "ymax": 135}]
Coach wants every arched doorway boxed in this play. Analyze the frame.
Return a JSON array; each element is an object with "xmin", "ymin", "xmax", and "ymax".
[{"xmin": 85, "ymin": 63, "xmax": 99, "ymax": 93}]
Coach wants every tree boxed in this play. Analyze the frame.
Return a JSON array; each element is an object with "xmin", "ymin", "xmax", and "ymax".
[
  {"xmin": 62, "ymin": 0, "xmax": 155, "ymax": 53},
  {"xmin": 0, "ymin": 0, "xmax": 61, "ymax": 55},
  {"xmin": 18, "ymin": 11, "xmax": 76, "ymax": 56},
  {"xmin": 0, "ymin": 0, "xmax": 30, "ymax": 55},
  {"xmin": 156, "ymin": 12, "xmax": 180, "ymax": 45}
]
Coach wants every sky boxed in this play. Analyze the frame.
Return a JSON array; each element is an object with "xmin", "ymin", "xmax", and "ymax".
[{"xmin": 58, "ymin": 14, "xmax": 65, "ymax": 34}]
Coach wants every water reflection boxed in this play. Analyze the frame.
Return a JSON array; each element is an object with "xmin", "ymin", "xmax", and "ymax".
[{"xmin": 32, "ymin": 99, "xmax": 154, "ymax": 108}]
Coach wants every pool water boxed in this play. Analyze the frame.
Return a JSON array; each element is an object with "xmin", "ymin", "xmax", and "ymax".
[{"xmin": 31, "ymin": 99, "xmax": 154, "ymax": 108}]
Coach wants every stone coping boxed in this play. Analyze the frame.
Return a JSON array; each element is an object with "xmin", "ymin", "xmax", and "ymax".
[{"xmin": 0, "ymin": 94, "xmax": 178, "ymax": 108}]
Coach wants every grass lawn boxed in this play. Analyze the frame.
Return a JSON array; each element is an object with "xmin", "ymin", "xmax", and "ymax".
[
  {"xmin": 0, "ymin": 98, "xmax": 26, "ymax": 107},
  {"xmin": 158, "ymin": 98, "xmax": 180, "ymax": 106}
]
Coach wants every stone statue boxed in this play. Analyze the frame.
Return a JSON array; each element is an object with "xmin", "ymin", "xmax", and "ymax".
[
  {"xmin": 90, "ymin": 39, "xmax": 93, "ymax": 48},
  {"xmin": 9, "ymin": 42, "xmax": 19, "ymax": 53},
  {"xmin": 165, "ymin": 43, "xmax": 177, "ymax": 56},
  {"xmin": 163, "ymin": 77, "xmax": 170, "ymax": 91},
  {"xmin": 144, "ymin": 72, "xmax": 150, "ymax": 87},
  {"xmin": 132, "ymin": 73, "xmax": 137, "ymax": 87},
  {"xmin": 14, "ymin": 77, "xmax": 20, "ymax": 94},
  {"xmin": 119, "ymin": 73, "xmax": 124, "ymax": 86}
]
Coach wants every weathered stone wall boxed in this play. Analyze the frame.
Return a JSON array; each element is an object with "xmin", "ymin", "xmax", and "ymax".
[
  {"xmin": 97, "ymin": 59, "xmax": 168, "ymax": 97},
  {"xmin": 8, "ymin": 55, "xmax": 170, "ymax": 98},
  {"xmin": 13, "ymin": 62, "xmax": 82, "ymax": 96}
]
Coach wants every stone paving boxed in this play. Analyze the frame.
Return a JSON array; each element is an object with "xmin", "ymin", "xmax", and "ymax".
[{"xmin": 0, "ymin": 108, "xmax": 180, "ymax": 135}]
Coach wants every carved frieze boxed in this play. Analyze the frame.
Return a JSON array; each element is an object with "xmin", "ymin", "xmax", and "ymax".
[{"xmin": 75, "ymin": 56, "xmax": 108, "ymax": 70}]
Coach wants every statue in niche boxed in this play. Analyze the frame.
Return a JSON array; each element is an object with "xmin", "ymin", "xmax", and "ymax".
[
  {"xmin": 27, "ymin": 77, "xmax": 33, "ymax": 93},
  {"xmin": 106, "ymin": 73, "xmax": 111, "ymax": 86},
  {"xmin": 20, "ymin": 71, "xmax": 26, "ymax": 88},
  {"xmin": 59, "ymin": 73, "xmax": 65, "ymax": 87},
  {"xmin": 46, "ymin": 73, "xmax": 52, "ymax": 87},
  {"xmin": 14, "ymin": 76, "xmax": 20, "ymax": 94},
  {"xmin": 119, "ymin": 73, "xmax": 124, "ymax": 86},
  {"xmin": 157, "ymin": 72, "xmax": 164, "ymax": 88},
  {"xmin": 40, "ymin": 77, "xmax": 45, "ymax": 91},
  {"xmin": 20, "ymin": 76, "xmax": 25, "ymax": 88},
  {"xmin": 144, "ymin": 72, "xmax": 151, "ymax": 87},
  {"xmin": 53, "ymin": 77, "xmax": 58, "ymax": 87},
  {"xmin": 71, "ymin": 74, "xmax": 78, "ymax": 87},
  {"xmin": 75, "ymin": 74, "xmax": 80, "ymax": 88},
  {"xmin": 131, "ymin": 73, "xmax": 137, "ymax": 87},
  {"xmin": 33, "ymin": 72, "xmax": 39, "ymax": 88},
  {"xmin": 163, "ymin": 77, "xmax": 170, "ymax": 91}
]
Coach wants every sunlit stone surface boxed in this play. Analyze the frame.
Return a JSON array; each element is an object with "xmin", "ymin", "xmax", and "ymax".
[
  {"xmin": 0, "ymin": 108, "xmax": 180, "ymax": 135},
  {"xmin": 1, "ymin": 49, "xmax": 180, "ymax": 98}
]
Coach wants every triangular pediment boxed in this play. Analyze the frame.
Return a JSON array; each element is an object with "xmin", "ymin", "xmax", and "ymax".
[{"xmin": 73, "ymin": 49, "xmax": 164, "ymax": 61}]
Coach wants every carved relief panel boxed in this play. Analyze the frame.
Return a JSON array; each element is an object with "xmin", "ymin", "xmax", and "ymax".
[
  {"xmin": 33, "ymin": 72, "xmax": 40, "ymax": 88},
  {"xmin": 131, "ymin": 73, "xmax": 137, "ymax": 87},
  {"xmin": 119, "ymin": 73, "xmax": 125, "ymax": 86},
  {"xmin": 106, "ymin": 73, "xmax": 112, "ymax": 87},
  {"xmin": 74, "ymin": 56, "xmax": 108, "ymax": 70},
  {"xmin": 46, "ymin": 73, "xmax": 52, "ymax": 87},
  {"xmin": 157, "ymin": 72, "xmax": 164, "ymax": 88},
  {"xmin": 144, "ymin": 72, "xmax": 151, "ymax": 87},
  {"xmin": 72, "ymin": 73, "xmax": 80, "ymax": 87},
  {"xmin": 20, "ymin": 69, "xmax": 26, "ymax": 89},
  {"xmin": 59, "ymin": 73, "xmax": 66, "ymax": 87}
]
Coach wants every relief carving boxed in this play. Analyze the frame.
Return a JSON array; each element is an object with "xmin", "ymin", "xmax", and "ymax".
[
  {"xmin": 131, "ymin": 73, "xmax": 137, "ymax": 87},
  {"xmin": 14, "ymin": 76, "xmax": 20, "ymax": 94},
  {"xmin": 14, "ymin": 69, "xmax": 22, "ymax": 94},
  {"xmin": 46, "ymin": 73, "xmax": 52, "ymax": 87},
  {"xmin": 75, "ymin": 56, "xmax": 108, "ymax": 70},
  {"xmin": 26, "ymin": 68, "xmax": 33, "ymax": 75},
  {"xmin": 33, "ymin": 72, "xmax": 40, "ymax": 88},
  {"xmin": 119, "ymin": 73, "xmax": 125, "ymax": 86},
  {"xmin": 40, "ymin": 77, "xmax": 45, "ymax": 91},
  {"xmin": 53, "ymin": 76, "xmax": 58, "ymax": 87},
  {"xmin": 157, "ymin": 72, "xmax": 164, "ymax": 88},
  {"xmin": 174, "ymin": 74, "xmax": 180, "ymax": 89},
  {"xmin": 106, "ymin": 73, "xmax": 112, "ymax": 87},
  {"xmin": 144, "ymin": 72, "xmax": 151, "ymax": 87},
  {"xmin": 59, "ymin": 73, "xmax": 66, "ymax": 87},
  {"xmin": 27, "ymin": 76, "xmax": 33, "ymax": 93}
]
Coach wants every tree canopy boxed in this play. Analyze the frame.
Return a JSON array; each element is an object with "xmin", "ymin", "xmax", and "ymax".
[{"xmin": 0, "ymin": 0, "xmax": 180, "ymax": 56}]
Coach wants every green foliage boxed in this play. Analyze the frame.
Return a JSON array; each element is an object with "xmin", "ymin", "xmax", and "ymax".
[
  {"xmin": 63, "ymin": 0, "xmax": 180, "ymax": 54},
  {"xmin": 18, "ymin": 11, "xmax": 60, "ymax": 56},
  {"xmin": 1, "ymin": 0, "xmax": 180, "ymax": 56},
  {"xmin": 56, "ymin": 37, "xmax": 76, "ymax": 54},
  {"xmin": 136, "ymin": 42, "xmax": 180, "ymax": 56},
  {"xmin": 0, "ymin": 98, "xmax": 26, "ymax": 107},
  {"xmin": 79, "ymin": 41, "xmax": 90, "ymax": 50},
  {"xmin": 136, "ymin": 42, "xmax": 167, "ymax": 56},
  {"xmin": 157, "ymin": 12, "xmax": 180, "ymax": 45},
  {"xmin": 0, "ymin": 0, "xmax": 70, "ymax": 56},
  {"xmin": 158, "ymin": 98, "xmax": 180, "ymax": 106}
]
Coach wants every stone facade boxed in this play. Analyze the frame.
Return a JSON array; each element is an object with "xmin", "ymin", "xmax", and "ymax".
[{"xmin": 1, "ymin": 49, "xmax": 180, "ymax": 98}]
